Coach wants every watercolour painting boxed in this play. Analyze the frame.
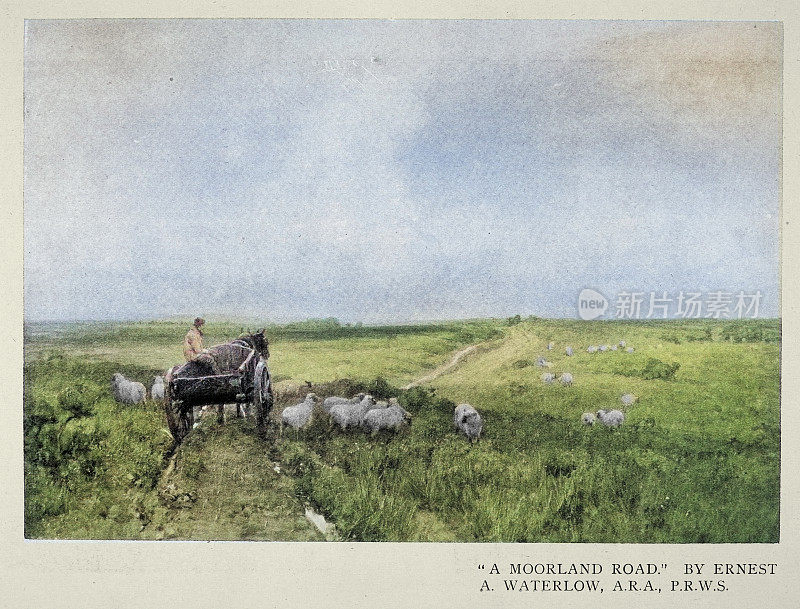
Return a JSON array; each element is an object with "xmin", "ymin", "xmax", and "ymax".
[{"xmin": 23, "ymin": 19, "xmax": 780, "ymax": 543}]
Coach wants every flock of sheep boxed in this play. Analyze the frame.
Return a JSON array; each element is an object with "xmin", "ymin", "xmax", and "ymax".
[
  {"xmin": 280, "ymin": 392, "xmax": 412, "ymax": 437},
  {"xmin": 279, "ymin": 391, "xmax": 484, "ymax": 442},
  {"xmin": 542, "ymin": 339, "xmax": 637, "ymax": 428},
  {"xmin": 110, "ymin": 336, "xmax": 638, "ymax": 441}
]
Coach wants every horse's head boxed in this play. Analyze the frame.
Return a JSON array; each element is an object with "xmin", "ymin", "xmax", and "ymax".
[{"xmin": 251, "ymin": 329, "xmax": 269, "ymax": 358}]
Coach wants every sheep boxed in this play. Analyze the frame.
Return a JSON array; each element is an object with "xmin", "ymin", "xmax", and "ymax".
[
  {"xmin": 541, "ymin": 372, "xmax": 555, "ymax": 384},
  {"xmin": 151, "ymin": 376, "xmax": 165, "ymax": 401},
  {"xmin": 322, "ymin": 392, "xmax": 366, "ymax": 413},
  {"xmin": 362, "ymin": 402, "xmax": 412, "ymax": 436},
  {"xmin": 547, "ymin": 342, "xmax": 554, "ymax": 351},
  {"xmin": 535, "ymin": 356, "xmax": 549, "ymax": 368},
  {"xmin": 599, "ymin": 344, "xmax": 608, "ymax": 352},
  {"xmin": 621, "ymin": 393, "xmax": 637, "ymax": 406},
  {"xmin": 110, "ymin": 373, "xmax": 146, "ymax": 404},
  {"xmin": 581, "ymin": 412, "xmax": 596, "ymax": 426},
  {"xmin": 596, "ymin": 409, "xmax": 625, "ymax": 428},
  {"xmin": 454, "ymin": 403, "xmax": 483, "ymax": 443},
  {"xmin": 626, "ymin": 347, "xmax": 635, "ymax": 353},
  {"xmin": 281, "ymin": 393, "xmax": 316, "ymax": 435},
  {"xmin": 619, "ymin": 340, "xmax": 626, "ymax": 347},
  {"xmin": 329, "ymin": 394, "xmax": 376, "ymax": 431},
  {"xmin": 587, "ymin": 346, "xmax": 597, "ymax": 354},
  {"xmin": 611, "ymin": 345, "xmax": 618, "ymax": 351},
  {"xmin": 565, "ymin": 346, "xmax": 573, "ymax": 356},
  {"xmin": 560, "ymin": 372, "xmax": 574, "ymax": 386}
]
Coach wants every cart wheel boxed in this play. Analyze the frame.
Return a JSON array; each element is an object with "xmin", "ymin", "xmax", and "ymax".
[
  {"xmin": 164, "ymin": 367, "xmax": 183, "ymax": 442},
  {"xmin": 252, "ymin": 360, "xmax": 273, "ymax": 436}
]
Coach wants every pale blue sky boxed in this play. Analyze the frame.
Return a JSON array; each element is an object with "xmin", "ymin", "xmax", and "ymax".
[{"xmin": 24, "ymin": 20, "xmax": 781, "ymax": 322}]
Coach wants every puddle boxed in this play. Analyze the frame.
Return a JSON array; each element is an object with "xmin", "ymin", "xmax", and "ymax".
[{"xmin": 304, "ymin": 507, "xmax": 339, "ymax": 540}]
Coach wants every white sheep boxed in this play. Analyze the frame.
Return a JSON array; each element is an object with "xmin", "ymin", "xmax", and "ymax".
[
  {"xmin": 619, "ymin": 340, "xmax": 626, "ymax": 347},
  {"xmin": 596, "ymin": 409, "xmax": 625, "ymax": 427},
  {"xmin": 626, "ymin": 347, "xmax": 635, "ymax": 353},
  {"xmin": 541, "ymin": 372, "xmax": 555, "ymax": 384},
  {"xmin": 110, "ymin": 373, "xmax": 146, "ymax": 404},
  {"xmin": 547, "ymin": 342, "xmax": 554, "ymax": 350},
  {"xmin": 454, "ymin": 403, "xmax": 483, "ymax": 443},
  {"xmin": 587, "ymin": 346, "xmax": 597, "ymax": 354},
  {"xmin": 536, "ymin": 356, "xmax": 549, "ymax": 368},
  {"xmin": 599, "ymin": 344, "xmax": 608, "ymax": 352},
  {"xmin": 281, "ymin": 393, "xmax": 316, "ymax": 435},
  {"xmin": 611, "ymin": 345, "xmax": 618, "ymax": 351},
  {"xmin": 621, "ymin": 393, "xmax": 637, "ymax": 406},
  {"xmin": 560, "ymin": 372, "xmax": 574, "ymax": 387},
  {"xmin": 565, "ymin": 346, "xmax": 573, "ymax": 356},
  {"xmin": 581, "ymin": 412, "xmax": 596, "ymax": 426},
  {"xmin": 329, "ymin": 394, "xmax": 376, "ymax": 430},
  {"xmin": 322, "ymin": 392, "xmax": 366, "ymax": 413},
  {"xmin": 362, "ymin": 402, "xmax": 412, "ymax": 436},
  {"xmin": 151, "ymin": 376, "xmax": 165, "ymax": 401}
]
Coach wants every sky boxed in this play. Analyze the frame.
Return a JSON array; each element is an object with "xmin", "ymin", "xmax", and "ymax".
[{"xmin": 23, "ymin": 20, "xmax": 781, "ymax": 322}]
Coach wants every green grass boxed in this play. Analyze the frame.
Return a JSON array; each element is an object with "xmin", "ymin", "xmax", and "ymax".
[{"xmin": 23, "ymin": 317, "xmax": 779, "ymax": 542}]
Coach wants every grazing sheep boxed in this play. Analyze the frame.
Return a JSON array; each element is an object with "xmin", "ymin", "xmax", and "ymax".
[
  {"xmin": 621, "ymin": 393, "xmax": 637, "ymax": 406},
  {"xmin": 596, "ymin": 409, "xmax": 625, "ymax": 428},
  {"xmin": 329, "ymin": 394, "xmax": 376, "ymax": 430},
  {"xmin": 536, "ymin": 356, "xmax": 549, "ymax": 367},
  {"xmin": 454, "ymin": 403, "xmax": 484, "ymax": 442},
  {"xmin": 547, "ymin": 342, "xmax": 554, "ymax": 350},
  {"xmin": 581, "ymin": 412, "xmax": 596, "ymax": 426},
  {"xmin": 599, "ymin": 344, "xmax": 608, "ymax": 352},
  {"xmin": 541, "ymin": 372, "xmax": 555, "ymax": 384},
  {"xmin": 110, "ymin": 373, "xmax": 146, "ymax": 404},
  {"xmin": 560, "ymin": 372, "xmax": 574, "ymax": 387},
  {"xmin": 565, "ymin": 346, "xmax": 574, "ymax": 356},
  {"xmin": 151, "ymin": 376, "xmax": 165, "ymax": 401},
  {"xmin": 619, "ymin": 340, "xmax": 626, "ymax": 347},
  {"xmin": 322, "ymin": 392, "xmax": 366, "ymax": 413},
  {"xmin": 587, "ymin": 346, "xmax": 597, "ymax": 354},
  {"xmin": 611, "ymin": 345, "xmax": 618, "ymax": 351},
  {"xmin": 281, "ymin": 393, "xmax": 316, "ymax": 435},
  {"xmin": 362, "ymin": 403, "xmax": 412, "ymax": 436},
  {"xmin": 626, "ymin": 347, "xmax": 635, "ymax": 353}
]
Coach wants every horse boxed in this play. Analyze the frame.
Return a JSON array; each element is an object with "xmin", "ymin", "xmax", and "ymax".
[{"xmin": 163, "ymin": 329, "xmax": 273, "ymax": 442}]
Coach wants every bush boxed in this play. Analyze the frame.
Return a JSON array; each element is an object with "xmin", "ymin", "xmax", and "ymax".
[
  {"xmin": 57, "ymin": 382, "xmax": 100, "ymax": 418},
  {"xmin": 365, "ymin": 377, "xmax": 398, "ymax": 400},
  {"xmin": 615, "ymin": 358, "xmax": 680, "ymax": 381},
  {"xmin": 640, "ymin": 358, "xmax": 681, "ymax": 381}
]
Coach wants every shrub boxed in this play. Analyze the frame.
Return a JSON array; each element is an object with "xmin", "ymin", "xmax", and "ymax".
[
  {"xmin": 660, "ymin": 332, "xmax": 682, "ymax": 345},
  {"xmin": 616, "ymin": 358, "xmax": 680, "ymax": 381},
  {"xmin": 640, "ymin": 358, "xmax": 681, "ymax": 381}
]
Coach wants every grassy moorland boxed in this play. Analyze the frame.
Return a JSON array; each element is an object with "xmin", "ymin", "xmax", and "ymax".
[{"xmin": 23, "ymin": 317, "xmax": 779, "ymax": 542}]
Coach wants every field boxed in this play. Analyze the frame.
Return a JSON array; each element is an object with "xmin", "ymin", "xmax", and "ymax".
[{"xmin": 23, "ymin": 317, "xmax": 780, "ymax": 542}]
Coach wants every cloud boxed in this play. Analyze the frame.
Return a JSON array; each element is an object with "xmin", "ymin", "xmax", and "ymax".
[{"xmin": 23, "ymin": 20, "xmax": 780, "ymax": 321}]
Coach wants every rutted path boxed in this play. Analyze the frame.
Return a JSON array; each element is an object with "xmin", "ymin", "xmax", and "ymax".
[{"xmin": 401, "ymin": 344, "xmax": 479, "ymax": 390}]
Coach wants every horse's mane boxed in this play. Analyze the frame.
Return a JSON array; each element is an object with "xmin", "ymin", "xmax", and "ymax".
[{"xmin": 234, "ymin": 329, "xmax": 268, "ymax": 353}]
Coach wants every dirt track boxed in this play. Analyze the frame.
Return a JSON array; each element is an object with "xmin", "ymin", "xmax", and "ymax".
[{"xmin": 401, "ymin": 344, "xmax": 478, "ymax": 390}]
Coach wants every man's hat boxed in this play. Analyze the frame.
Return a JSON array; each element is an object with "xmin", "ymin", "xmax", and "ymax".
[{"xmin": 194, "ymin": 317, "xmax": 205, "ymax": 327}]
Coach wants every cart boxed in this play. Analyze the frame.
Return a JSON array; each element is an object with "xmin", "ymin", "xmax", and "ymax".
[{"xmin": 163, "ymin": 331, "xmax": 273, "ymax": 442}]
